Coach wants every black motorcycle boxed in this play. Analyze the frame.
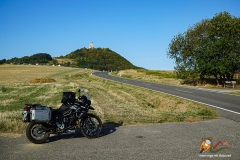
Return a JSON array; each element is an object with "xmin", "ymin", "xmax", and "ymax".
[{"xmin": 22, "ymin": 88, "xmax": 102, "ymax": 144}]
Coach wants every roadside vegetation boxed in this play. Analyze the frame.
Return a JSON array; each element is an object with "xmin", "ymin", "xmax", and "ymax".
[
  {"xmin": 112, "ymin": 69, "xmax": 239, "ymax": 90},
  {"xmin": 229, "ymin": 92, "xmax": 240, "ymax": 95},
  {"xmin": 112, "ymin": 69, "xmax": 180, "ymax": 86},
  {"xmin": 0, "ymin": 65, "xmax": 218, "ymax": 134}
]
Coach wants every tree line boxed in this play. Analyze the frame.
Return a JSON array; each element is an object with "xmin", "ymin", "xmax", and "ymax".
[
  {"xmin": 1, "ymin": 53, "xmax": 52, "ymax": 65},
  {"xmin": 167, "ymin": 11, "xmax": 240, "ymax": 84}
]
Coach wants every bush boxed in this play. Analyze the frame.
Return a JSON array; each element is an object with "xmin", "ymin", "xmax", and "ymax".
[
  {"xmin": 1, "ymin": 86, "xmax": 7, "ymax": 92},
  {"xmin": 197, "ymin": 108, "xmax": 217, "ymax": 118}
]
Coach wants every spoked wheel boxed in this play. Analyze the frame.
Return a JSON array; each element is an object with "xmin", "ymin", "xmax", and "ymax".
[
  {"xmin": 81, "ymin": 114, "xmax": 102, "ymax": 138},
  {"xmin": 26, "ymin": 122, "xmax": 50, "ymax": 144}
]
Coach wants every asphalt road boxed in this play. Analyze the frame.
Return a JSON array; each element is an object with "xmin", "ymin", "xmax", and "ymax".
[
  {"xmin": 92, "ymin": 72, "xmax": 240, "ymax": 121},
  {"xmin": 0, "ymin": 118, "xmax": 239, "ymax": 160}
]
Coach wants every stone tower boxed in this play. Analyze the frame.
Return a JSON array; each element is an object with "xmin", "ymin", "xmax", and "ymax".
[{"xmin": 89, "ymin": 42, "xmax": 93, "ymax": 49}]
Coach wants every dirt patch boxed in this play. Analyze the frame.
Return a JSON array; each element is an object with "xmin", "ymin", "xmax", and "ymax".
[{"xmin": 30, "ymin": 77, "xmax": 56, "ymax": 83}]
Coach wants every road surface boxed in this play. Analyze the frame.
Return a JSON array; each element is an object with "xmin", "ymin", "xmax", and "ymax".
[
  {"xmin": 93, "ymin": 72, "xmax": 240, "ymax": 121},
  {"xmin": 0, "ymin": 119, "xmax": 239, "ymax": 160}
]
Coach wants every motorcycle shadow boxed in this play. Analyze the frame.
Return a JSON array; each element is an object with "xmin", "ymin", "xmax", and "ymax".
[
  {"xmin": 46, "ymin": 122, "xmax": 123, "ymax": 143},
  {"xmin": 46, "ymin": 129, "xmax": 83, "ymax": 143},
  {"xmin": 99, "ymin": 121, "xmax": 123, "ymax": 138}
]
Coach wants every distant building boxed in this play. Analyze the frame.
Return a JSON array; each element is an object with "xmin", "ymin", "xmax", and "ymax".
[{"xmin": 89, "ymin": 42, "xmax": 93, "ymax": 49}]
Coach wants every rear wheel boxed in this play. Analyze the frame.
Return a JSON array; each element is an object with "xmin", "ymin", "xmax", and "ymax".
[
  {"xmin": 26, "ymin": 122, "xmax": 50, "ymax": 144},
  {"xmin": 81, "ymin": 114, "xmax": 102, "ymax": 138}
]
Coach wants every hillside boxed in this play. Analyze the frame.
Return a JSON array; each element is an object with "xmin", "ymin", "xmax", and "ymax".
[
  {"xmin": 1, "ymin": 48, "xmax": 141, "ymax": 71},
  {"xmin": 64, "ymin": 47, "xmax": 140, "ymax": 70}
]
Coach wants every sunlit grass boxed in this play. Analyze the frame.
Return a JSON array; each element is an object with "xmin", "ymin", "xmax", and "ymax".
[
  {"xmin": 114, "ymin": 69, "xmax": 182, "ymax": 85},
  {"xmin": 229, "ymin": 92, "xmax": 240, "ymax": 95}
]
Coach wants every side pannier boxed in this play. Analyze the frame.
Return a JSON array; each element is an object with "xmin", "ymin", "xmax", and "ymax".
[{"xmin": 30, "ymin": 105, "xmax": 51, "ymax": 122}]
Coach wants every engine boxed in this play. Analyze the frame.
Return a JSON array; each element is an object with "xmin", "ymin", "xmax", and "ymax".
[
  {"xmin": 54, "ymin": 107, "xmax": 77, "ymax": 130},
  {"xmin": 54, "ymin": 101, "xmax": 86, "ymax": 130},
  {"xmin": 62, "ymin": 114, "xmax": 75, "ymax": 126}
]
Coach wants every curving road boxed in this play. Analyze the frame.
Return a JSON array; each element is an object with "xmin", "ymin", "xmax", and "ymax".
[{"xmin": 93, "ymin": 72, "xmax": 240, "ymax": 121}]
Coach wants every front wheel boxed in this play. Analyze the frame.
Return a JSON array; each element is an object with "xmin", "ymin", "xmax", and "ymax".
[
  {"xmin": 26, "ymin": 122, "xmax": 50, "ymax": 144},
  {"xmin": 81, "ymin": 114, "xmax": 102, "ymax": 138}
]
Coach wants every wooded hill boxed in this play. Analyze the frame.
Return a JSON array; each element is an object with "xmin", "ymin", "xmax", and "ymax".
[{"xmin": 64, "ymin": 48, "xmax": 140, "ymax": 70}]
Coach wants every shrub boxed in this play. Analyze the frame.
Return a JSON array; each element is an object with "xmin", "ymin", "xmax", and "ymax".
[{"xmin": 1, "ymin": 86, "xmax": 7, "ymax": 92}]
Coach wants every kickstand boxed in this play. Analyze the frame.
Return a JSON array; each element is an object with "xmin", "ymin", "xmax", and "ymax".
[{"xmin": 56, "ymin": 132, "xmax": 60, "ymax": 139}]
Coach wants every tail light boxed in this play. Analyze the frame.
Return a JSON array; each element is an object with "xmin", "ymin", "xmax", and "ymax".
[
  {"xmin": 24, "ymin": 105, "xmax": 30, "ymax": 111},
  {"xmin": 22, "ymin": 105, "xmax": 31, "ymax": 122}
]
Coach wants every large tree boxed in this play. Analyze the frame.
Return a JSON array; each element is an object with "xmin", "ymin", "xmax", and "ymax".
[{"xmin": 167, "ymin": 12, "xmax": 240, "ymax": 84}]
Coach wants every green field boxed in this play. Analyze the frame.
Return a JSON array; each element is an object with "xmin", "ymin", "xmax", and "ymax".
[{"xmin": 0, "ymin": 65, "xmax": 217, "ymax": 133}]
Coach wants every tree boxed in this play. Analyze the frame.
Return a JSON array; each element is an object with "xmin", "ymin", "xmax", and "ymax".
[
  {"xmin": 20, "ymin": 56, "xmax": 30, "ymax": 64},
  {"xmin": 30, "ymin": 53, "xmax": 52, "ymax": 63},
  {"xmin": 167, "ymin": 12, "xmax": 240, "ymax": 84},
  {"xmin": 51, "ymin": 59, "xmax": 58, "ymax": 65},
  {"xmin": 0, "ymin": 59, "xmax": 6, "ymax": 65}
]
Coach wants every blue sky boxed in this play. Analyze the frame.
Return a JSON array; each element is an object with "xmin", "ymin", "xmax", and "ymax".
[{"xmin": 0, "ymin": 0, "xmax": 239, "ymax": 70}]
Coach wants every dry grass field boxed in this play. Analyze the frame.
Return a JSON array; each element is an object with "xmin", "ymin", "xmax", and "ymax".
[
  {"xmin": 116, "ymin": 69, "xmax": 181, "ymax": 85},
  {"xmin": 0, "ymin": 64, "xmax": 80, "ymax": 85},
  {"xmin": 0, "ymin": 64, "xmax": 217, "ymax": 133}
]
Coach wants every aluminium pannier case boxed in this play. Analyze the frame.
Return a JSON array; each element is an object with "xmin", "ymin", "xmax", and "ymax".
[{"xmin": 30, "ymin": 106, "xmax": 51, "ymax": 122}]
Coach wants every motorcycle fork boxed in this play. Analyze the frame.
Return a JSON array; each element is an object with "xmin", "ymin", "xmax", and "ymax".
[{"xmin": 80, "ymin": 115, "xmax": 90, "ymax": 127}]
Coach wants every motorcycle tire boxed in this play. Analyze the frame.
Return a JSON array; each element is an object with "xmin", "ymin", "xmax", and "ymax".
[
  {"xmin": 81, "ymin": 114, "xmax": 102, "ymax": 138},
  {"xmin": 26, "ymin": 122, "xmax": 50, "ymax": 144}
]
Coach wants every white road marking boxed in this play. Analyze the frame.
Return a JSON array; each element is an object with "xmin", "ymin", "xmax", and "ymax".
[
  {"xmin": 142, "ymin": 83, "xmax": 151, "ymax": 85},
  {"xmin": 176, "ymin": 89, "xmax": 192, "ymax": 93}
]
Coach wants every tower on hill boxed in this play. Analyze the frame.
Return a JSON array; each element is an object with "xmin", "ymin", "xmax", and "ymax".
[{"xmin": 89, "ymin": 42, "xmax": 93, "ymax": 49}]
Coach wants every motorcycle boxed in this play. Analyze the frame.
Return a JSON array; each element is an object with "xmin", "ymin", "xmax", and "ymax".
[{"xmin": 22, "ymin": 88, "xmax": 102, "ymax": 144}]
